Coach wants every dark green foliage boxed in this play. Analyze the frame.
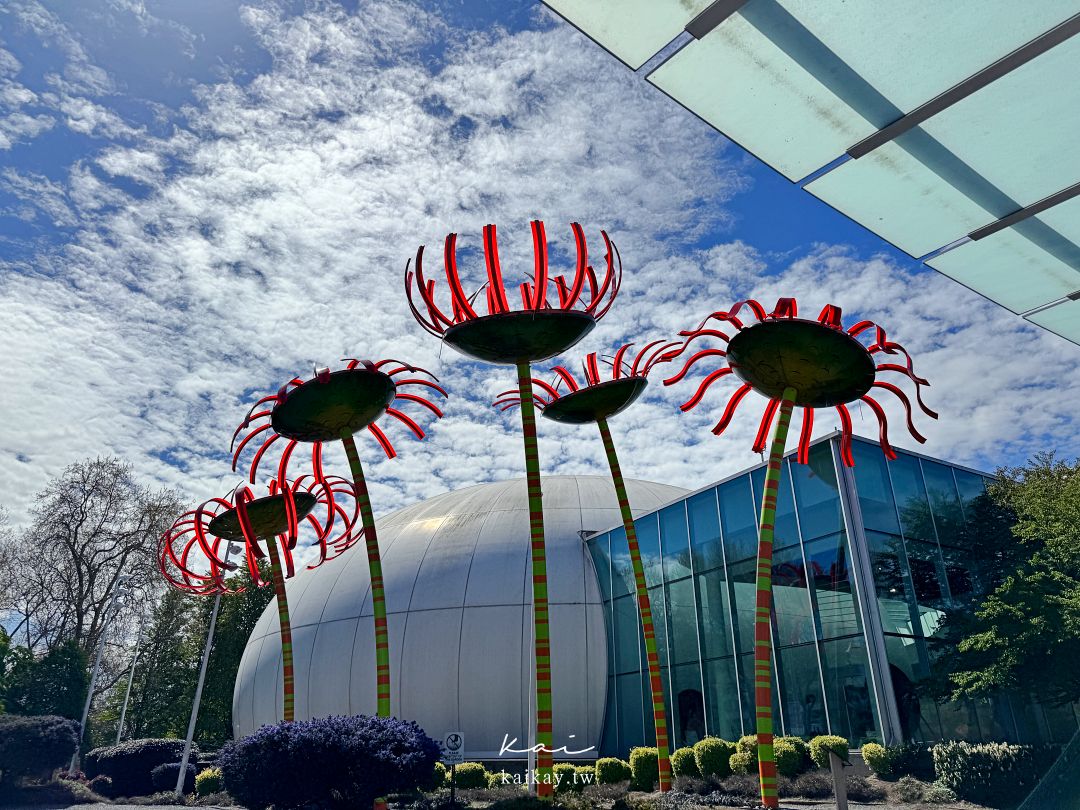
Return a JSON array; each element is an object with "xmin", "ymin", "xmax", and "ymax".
[
  {"xmin": 452, "ymin": 762, "xmax": 488, "ymax": 788},
  {"xmin": 553, "ymin": 763, "xmax": 579, "ymax": 793},
  {"xmin": 932, "ymin": 741, "xmax": 1052, "ymax": 805},
  {"xmin": 692, "ymin": 737, "xmax": 734, "ymax": 778},
  {"xmin": 151, "ymin": 762, "xmax": 195, "ymax": 794},
  {"xmin": 882, "ymin": 742, "xmax": 934, "ymax": 781},
  {"xmin": 0, "ymin": 641, "xmax": 88, "ymax": 719},
  {"xmin": 84, "ymin": 738, "xmax": 193, "ymax": 798},
  {"xmin": 628, "ymin": 747, "xmax": 658, "ymax": 791},
  {"xmin": 0, "ymin": 777, "xmax": 108, "ymax": 806},
  {"xmin": 594, "ymin": 757, "xmax": 632, "ymax": 784},
  {"xmin": 777, "ymin": 736, "xmax": 809, "ymax": 771},
  {"xmin": 432, "ymin": 761, "xmax": 448, "ymax": 789},
  {"xmin": 0, "ymin": 714, "xmax": 80, "ymax": 782},
  {"xmin": 808, "ymin": 734, "xmax": 848, "ymax": 768},
  {"xmin": 669, "ymin": 746, "xmax": 699, "ymax": 778},
  {"xmin": 217, "ymin": 714, "xmax": 439, "ymax": 810}
]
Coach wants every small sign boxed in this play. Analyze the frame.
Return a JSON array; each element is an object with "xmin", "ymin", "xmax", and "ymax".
[{"xmin": 442, "ymin": 731, "xmax": 465, "ymax": 765}]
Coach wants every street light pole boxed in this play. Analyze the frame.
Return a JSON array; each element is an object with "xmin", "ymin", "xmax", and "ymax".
[
  {"xmin": 175, "ymin": 542, "xmax": 238, "ymax": 797},
  {"xmin": 69, "ymin": 574, "xmax": 133, "ymax": 776},
  {"xmin": 116, "ymin": 620, "xmax": 145, "ymax": 745}
]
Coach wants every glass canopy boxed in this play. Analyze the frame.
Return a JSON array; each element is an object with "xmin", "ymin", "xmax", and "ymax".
[{"xmin": 542, "ymin": 0, "xmax": 1080, "ymax": 346}]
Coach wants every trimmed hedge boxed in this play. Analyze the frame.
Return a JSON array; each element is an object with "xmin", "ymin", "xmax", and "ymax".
[
  {"xmin": 453, "ymin": 762, "xmax": 488, "ymax": 788},
  {"xmin": 728, "ymin": 751, "xmax": 754, "ymax": 775},
  {"xmin": 150, "ymin": 762, "xmax": 195, "ymax": 794},
  {"xmin": 773, "ymin": 738, "xmax": 803, "ymax": 777},
  {"xmin": 553, "ymin": 763, "xmax": 579, "ymax": 793},
  {"xmin": 670, "ymin": 746, "xmax": 699, "ymax": 778},
  {"xmin": 809, "ymin": 735, "xmax": 848, "ymax": 769},
  {"xmin": 0, "ymin": 714, "xmax": 79, "ymax": 783},
  {"xmin": 735, "ymin": 734, "xmax": 757, "ymax": 759},
  {"xmin": 777, "ymin": 736, "xmax": 810, "ymax": 772},
  {"xmin": 884, "ymin": 742, "xmax": 935, "ymax": 781},
  {"xmin": 932, "ymin": 741, "xmax": 1051, "ymax": 805},
  {"xmin": 432, "ymin": 761, "xmax": 448, "ymax": 788},
  {"xmin": 218, "ymin": 715, "xmax": 439, "ymax": 810},
  {"xmin": 195, "ymin": 767, "xmax": 223, "ymax": 798},
  {"xmin": 595, "ymin": 757, "xmax": 631, "ymax": 784},
  {"xmin": 84, "ymin": 738, "xmax": 194, "ymax": 798},
  {"xmin": 629, "ymin": 747, "xmax": 659, "ymax": 791},
  {"xmin": 860, "ymin": 742, "xmax": 889, "ymax": 776},
  {"xmin": 693, "ymin": 737, "xmax": 735, "ymax": 778}
]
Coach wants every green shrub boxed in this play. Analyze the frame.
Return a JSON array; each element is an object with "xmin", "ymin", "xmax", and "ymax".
[
  {"xmin": 860, "ymin": 742, "xmax": 889, "ymax": 777},
  {"xmin": 670, "ymin": 747, "xmax": 699, "ymax": 778},
  {"xmin": 553, "ymin": 764, "xmax": 579, "ymax": 793},
  {"xmin": 453, "ymin": 762, "xmax": 489, "ymax": 789},
  {"xmin": 595, "ymin": 757, "xmax": 632, "ymax": 785},
  {"xmin": 808, "ymin": 735, "xmax": 848, "ymax": 769},
  {"xmin": 924, "ymin": 780, "xmax": 957, "ymax": 804},
  {"xmin": 777, "ymin": 736, "xmax": 809, "ymax": 770},
  {"xmin": 629, "ymin": 747, "xmax": 659, "ymax": 791},
  {"xmin": 487, "ymin": 769, "xmax": 513, "ymax": 788},
  {"xmin": 195, "ymin": 767, "xmax": 223, "ymax": 798},
  {"xmin": 574, "ymin": 765, "xmax": 595, "ymax": 790},
  {"xmin": 735, "ymin": 734, "xmax": 757, "ymax": 757},
  {"xmin": 893, "ymin": 775, "xmax": 924, "ymax": 803},
  {"xmin": 728, "ymin": 751, "xmax": 754, "ymax": 775},
  {"xmin": 432, "ymin": 761, "xmax": 448, "ymax": 788},
  {"xmin": 885, "ymin": 742, "xmax": 935, "ymax": 781},
  {"xmin": 84, "ymin": 738, "xmax": 196, "ymax": 798},
  {"xmin": 846, "ymin": 775, "xmax": 885, "ymax": 802},
  {"xmin": 932, "ymin": 741, "xmax": 1049, "ymax": 805},
  {"xmin": 772, "ymin": 738, "xmax": 803, "ymax": 778},
  {"xmin": 693, "ymin": 737, "xmax": 735, "ymax": 778},
  {"xmin": 0, "ymin": 715, "xmax": 80, "ymax": 784},
  {"xmin": 150, "ymin": 763, "xmax": 195, "ymax": 794}
]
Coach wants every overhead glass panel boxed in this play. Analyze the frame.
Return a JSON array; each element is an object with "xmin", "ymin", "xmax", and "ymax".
[
  {"xmin": 1029, "ymin": 298, "xmax": 1080, "ymax": 344},
  {"xmin": 542, "ymin": 0, "xmax": 713, "ymax": 70},
  {"xmin": 928, "ymin": 195, "xmax": 1080, "ymax": 314},
  {"xmin": 649, "ymin": 0, "xmax": 1075, "ymax": 181}
]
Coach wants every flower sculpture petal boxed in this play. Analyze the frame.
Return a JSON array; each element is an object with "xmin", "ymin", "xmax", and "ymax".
[
  {"xmin": 406, "ymin": 220, "xmax": 623, "ymax": 798},
  {"xmin": 230, "ymin": 359, "xmax": 446, "ymax": 727},
  {"xmin": 493, "ymin": 341, "xmax": 680, "ymax": 792},
  {"xmin": 663, "ymin": 297, "xmax": 937, "ymax": 809},
  {"xmin": 158, "ymin": 476, "xmax": 360, "ymax": 722}
]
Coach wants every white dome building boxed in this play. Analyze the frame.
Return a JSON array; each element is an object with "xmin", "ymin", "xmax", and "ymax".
[{"xmin": 232, "ymin": 475, "xmax": 685, "ymax": 758}]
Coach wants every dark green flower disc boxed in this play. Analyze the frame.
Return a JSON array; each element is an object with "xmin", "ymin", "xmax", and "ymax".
[
  {"xmin": 271, "ymin": 369, "xmax": 396, "ymax": 442},
  {"xmin": 726, "ymin": 319, "xmax": 875, "ymax": 408},
  {"xmin": 541, "ymin": 377, "xmax": 648, "ymax": 424},
  {"xmin": 207, "ymin": 492, "xmax": 318, "ymax": 541},
  {"xmin": 443, "ymin": 310, "xmax": 595, "ymax": 364}
]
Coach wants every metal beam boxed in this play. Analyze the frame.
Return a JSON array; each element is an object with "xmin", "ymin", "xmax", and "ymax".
[
  {"xmin": 848, "ymin": 12, "xmax": 1080, "ymax": 159},
  {"xmin": 686, "ymin": 0, "xmax": 750, "ymax": 40},
  {"xmin": 969, "ymin": 181, "xmax": 1080, "ymax": 241}
]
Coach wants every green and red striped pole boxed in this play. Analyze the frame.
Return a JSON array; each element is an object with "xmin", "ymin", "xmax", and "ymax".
[
  {"xmin": 262, "ymin": 535, "xmax": 295, "ymax": 723},
  {"xmin": 753, "ymin": 386, "xmax": 797, "ymax": 809},
  {"xmin": 517, "ymin": 361, "xmax": 554, "ymax": 798},
  {"xmin": 597, "ymin": 418, "xmax": 672, "ymax": 792}
]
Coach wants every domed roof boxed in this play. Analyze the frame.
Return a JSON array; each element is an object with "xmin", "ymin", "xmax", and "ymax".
[{"xmin": 232, "ymin": 474, "xmax": 686, "ymax": 757}]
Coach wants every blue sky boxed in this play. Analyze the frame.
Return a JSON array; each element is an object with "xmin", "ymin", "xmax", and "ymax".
[{"xmin": 1, "ymin": 0, "xmax": 1077, "ymax": 525}]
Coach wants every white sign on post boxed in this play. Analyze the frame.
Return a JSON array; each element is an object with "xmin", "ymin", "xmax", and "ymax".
[{"xmin": 442, "ymin": 731, "xmax": 465, "ymax": 765}]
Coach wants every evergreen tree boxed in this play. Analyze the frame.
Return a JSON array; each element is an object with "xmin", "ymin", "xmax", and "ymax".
[{"xmin": 1, "ymin": 639, "xmax": 89, "ymax": 718}]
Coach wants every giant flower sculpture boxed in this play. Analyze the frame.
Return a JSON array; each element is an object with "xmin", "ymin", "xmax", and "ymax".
[
  {"xmin": 230, "ymin": 359, "xmax": 446, "ymax": 725},
  {"xmin": 159, "ymin": 475, "xmax": 359, "ymax": 721},
  {"xmin": 494, "ymin": 341, "xmax": 678, "ymax": 791},
  {"xmin": 405, "ymin": 220, "xmax": 620, "ymax": 797},
  {"xmin": 663, "ymin": 297, "xmax": 937, "ymax": 808}
]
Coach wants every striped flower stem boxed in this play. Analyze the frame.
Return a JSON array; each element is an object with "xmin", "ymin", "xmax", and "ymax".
[
  {"xmin": 753, "ymin": 386, "xmax": 797, "ymax": 809},
  {"xmin": 342, "ymin": 432, "xmax": 392, "ymax": 718},
  {"xmin": 262, "ymin": 534, "xmax": 295, "ymax": 722},
  {"xmin": 597, "ymin": 418, "xmax": 671, "ymax": 792},
  {"xmin": 516, "ymin": 361, "xmax": 554, "ymax": 799}
]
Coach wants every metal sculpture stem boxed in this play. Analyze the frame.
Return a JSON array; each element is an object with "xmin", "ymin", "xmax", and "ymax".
[
  {"xmin": 263, "ymin": 535, "xmax": 295, "ymax": 722},
  {"xmin": 754, "ymin": 386, "xmax": 796, "ymax": 809},
  {"xmin": 342, "ymin": 432, "xmax": 392, "ymax": 719},
  {"xmin": 597, "ymin": 418, "xmax": 671, "ymax": 792},
  {"xmin": 517, "ymin": 360, "xmax": 554, "ymax": 798}
]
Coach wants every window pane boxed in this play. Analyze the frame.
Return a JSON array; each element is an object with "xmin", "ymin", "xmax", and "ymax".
[
  {"xmin": 667, "ymin": 577, "xmax": 700, "ymax": 665},
  {"xmin": 820, "ymin": 637, "xmax": 881, "ymax": 745},
  {"xmin": 719, "ymin": 477, "xmax": 758, "ymax": 563},
  {"xmin": 739, "ymin": 652, "xmax": 781, "ymax": 735},
  {"xmin": 954, "ymin": 470, "xmax": 988, "ymax": 521},
  {"xmin": 890, "ymin": 454, "xmax": 936, "ymax": 541},
  {"xmin": 613, "ymin": 595, "xmax": 642, "ymax": 674},
  {"xmin": 636, "ymin": 512, "xmax": 664, "ymax": 587},
  {"xmin": 728, "ymin": 559, "xmax": 756, "ymax": 654},
  {"xmin": 791, "ymin": 442, "xmax": 844, "ymax": 540},
  {"xmin": 884, "ymin": 633, "xmax": 942, "ymax": 742},
  {"xmin": 772, "ymin": 545, "xmax": 816, "ymax": 646},
  {"xmin": 588, "ymin": 533, "xmax": 612, "ymax": 600},
  {"xmin": 804, "ymin": 533, "xmax": 862, "ymax": 639},
  {"xmin": 852, "ymin": 441, "xmax": 901, "ymax": 534},
  {"xmin": 650, "ymin": 585, "xmax": 669, "ymax": 671},
  {"xmin": 660, "ymin": 503, "xmax": 693, "ymax": 581},
  {"xmin": 609, "ymin": 525, "xmax": 633, "ymax": 598},
  {"xmin": 616, "ymin": 671, "xmax": 646, "ymax": 752},
  {"xmin": 924, "ymin": 461, "xmax": 965, "ymax": 548},
  {"xmin": 671, "ymin": 663, "xmax": 706, "ymax": 748},
  {"xmin": 702, "ymin": 657, "xmax": 743, "ymax": 740},
  {"xmin": 752, "ymin": 463, "xmax": 799, "ymax": 549},
  {"xmin": 867, "ymin": 533, "xmax": 921, "ymax": 637},
  {"xmin": 688, "ymin": 489, "xmax": 723, "ymax": 572},
  {"xmin": 906, "ymin": 539, "xmax": 949, "ymax": 637},
  {"xmin": 601, "ymin": 676, "xmax": 619, "ymax": 753},
  {"xmin": 777, "ymin": 643, "xmax": 827, "ymax": 738},
  {"xmin": 696, "ymin": 570, "xmax": 734, "ymax": 660}
]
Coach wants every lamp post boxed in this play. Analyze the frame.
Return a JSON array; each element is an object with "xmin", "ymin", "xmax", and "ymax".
[
  {"xmin": 116, "ymin": 620, "xmax": 145, "ymax": 745},
  {"xmin": 69, "ymin": 573, "xmax": 133, "ymax": 776},
  {"xmin": 175, "ymin": 540, "xmax": 239, "ymax": 797}
]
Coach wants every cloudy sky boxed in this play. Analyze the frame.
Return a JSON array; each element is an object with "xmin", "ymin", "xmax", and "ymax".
[{"xmin": 1, "ymin": 0, "xmax": 1078, "ymax": 526}]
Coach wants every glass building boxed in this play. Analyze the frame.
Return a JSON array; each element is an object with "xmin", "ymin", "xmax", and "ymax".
[{"xmin": 586, "ymin": 433, "xmax": 1080, "ymax": 754}]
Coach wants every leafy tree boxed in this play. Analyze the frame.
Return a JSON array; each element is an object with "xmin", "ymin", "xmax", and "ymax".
[
  {"xmin": 1, "ymin": 640, "xmax": 89, "ymax": 719},
  {"xmin": 930, "ymin": 453, "xmax": 1080, "ymax": 705}
]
